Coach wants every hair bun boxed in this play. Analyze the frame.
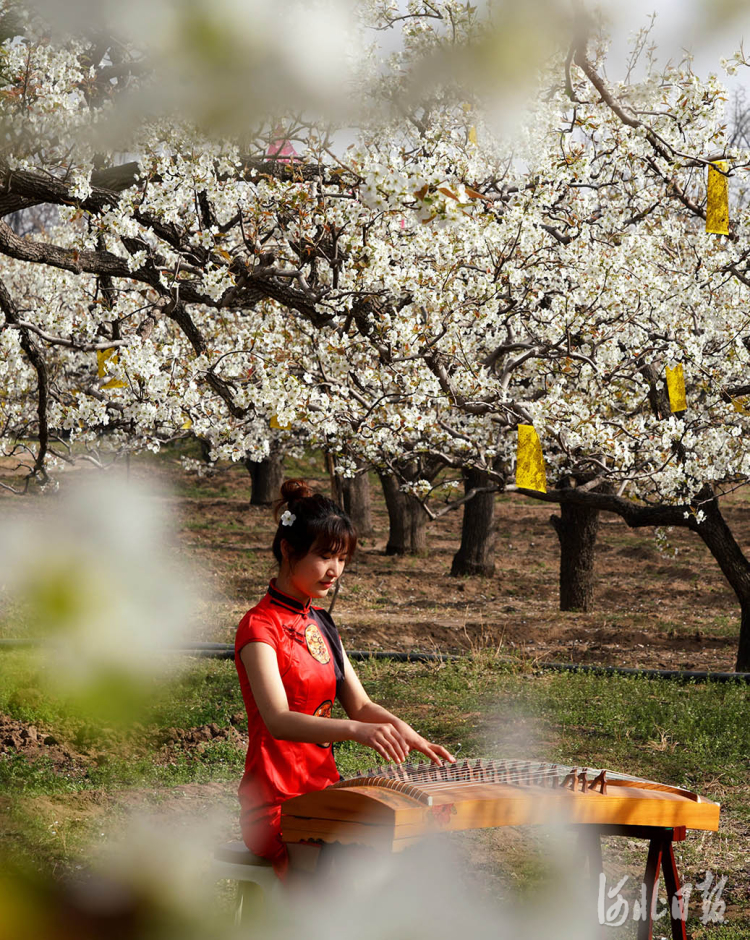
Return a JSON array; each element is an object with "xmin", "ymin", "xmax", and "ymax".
[{"xmin": 279, "ymin": 479, "xmax": 313, "ymax": 502}]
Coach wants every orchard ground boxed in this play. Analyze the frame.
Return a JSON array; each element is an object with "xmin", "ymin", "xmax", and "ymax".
[
  {"xmin": 160, "ymin": 445, "xmax": 745, "ymax": 672},
  {"xmin": 0, "ymin": 444, "xmax": 748, "ymax": 938}
]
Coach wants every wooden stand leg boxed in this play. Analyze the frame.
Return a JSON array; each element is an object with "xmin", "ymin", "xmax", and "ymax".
[
  {"xmin": 577, "ymin": 827, "xmax": 604, "ymax": 879},
  {"xmin": 637, "ymin": 837, "xmax": 664, "ymax": 940},
  {"xmin": 662, "ymin": 840, "xmax": 688, "ymax": 940},
  {"xmin": 577, "ymin": 828, "xmax": 606, "ymax": 939},
  {"xmin": 575, "ymin": 825, "xmax": 688, "ymax": 940}
]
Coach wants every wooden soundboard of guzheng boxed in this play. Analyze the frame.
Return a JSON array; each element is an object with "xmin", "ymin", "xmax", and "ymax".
[{"xmin": 280, "ymin": 759, "xmax": 720, "ymax": 850}]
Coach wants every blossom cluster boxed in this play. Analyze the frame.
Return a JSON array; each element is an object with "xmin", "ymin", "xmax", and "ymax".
[{"xmin": 1, "ymin": 2, "xmax": 749, "ymax": 519}]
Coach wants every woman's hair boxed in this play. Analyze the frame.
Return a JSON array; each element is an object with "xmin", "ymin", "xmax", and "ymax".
[{"xmin": 272, "ymin": 479, "xmax": 357, "ymax": 565}]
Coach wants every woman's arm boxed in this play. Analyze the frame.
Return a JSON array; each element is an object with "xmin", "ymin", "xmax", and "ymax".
[
  {"xmin": 240, "ymin": 642, "xmax": 411, "ymax": 762},
  {"xmin": 338, "ymin": 652, "xmax": 455, "ymax": 764}
]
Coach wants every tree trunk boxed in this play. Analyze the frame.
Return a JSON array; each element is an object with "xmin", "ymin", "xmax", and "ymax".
[
  {"xmin": 550, "ymin": 485, "xmax": 599, "ymax": 612},
  {"xmin": 198, "ymin": 437, "xmax": 213, "ymax": 465},
  {"xmin": 325, "ymin": 451, "xmax": 343, "ymax": 504},
  {"xmin": 451, "ymin": 467, "xmax": 496, "ymax": 576},
  {"xmin": 408, "ymin": 493, "xmax": 428, "ymax": 553},
  {"xmin": 379, "ymin": 472, "xmax": 428, "ymax": 555},
  {"xmin": 244, "ymin": 448, "xmax": 284, "ymax": 506},
  {"xmin": 342, "ymin": 467, "xmax": 374, "ymax": 537},
  {"xmin": 738, "ymin": 604, "xmax": 750, "ymax": 674},
  {"xmin": 691, "ymin": 490, "xmax": 750, "ymax": 672},
  {"xmin": 380, "ymin": 473, "xmax": 406, "ymax": 554},
  {"xmin": 514, "ymin": 481, "xmax": 750, "ymax": 670}
]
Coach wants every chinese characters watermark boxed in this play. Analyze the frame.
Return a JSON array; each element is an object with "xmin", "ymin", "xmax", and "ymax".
[{"xmin": 598, "ymin": 871, "xmax": 727, "ymax": 927}]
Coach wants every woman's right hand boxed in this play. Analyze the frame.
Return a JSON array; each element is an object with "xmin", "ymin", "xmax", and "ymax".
[{"xmin": 352, "ymin": 721, "xmax": 410, "ymax": 763}]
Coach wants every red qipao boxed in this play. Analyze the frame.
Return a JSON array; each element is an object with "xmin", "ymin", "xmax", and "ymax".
[{"xmin": 234, "ymin": 581, "xmax": 345, "ymax": 876}]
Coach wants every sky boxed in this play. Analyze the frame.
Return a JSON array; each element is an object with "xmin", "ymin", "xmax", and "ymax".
[{"xmin": 592, "ymin": 0, "xmax": 747, "ymax": 91}]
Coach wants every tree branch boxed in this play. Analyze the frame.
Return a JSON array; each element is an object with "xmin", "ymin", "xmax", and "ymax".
[
  {"xmin": 0, "ymin": 277, "xmax": 49, "ymax": 484},
  {"xmin": 4, "ymin": 321, "xmax": 130, "ymax": 352},
  {"xmin": 513, "ymin": 483, "xmax": 699, "ymax": 529}
]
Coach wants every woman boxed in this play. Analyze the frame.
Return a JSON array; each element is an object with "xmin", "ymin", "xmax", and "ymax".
[{"xmin": 235, "ymin": 479, "xmax": 454, "ymax": 876}]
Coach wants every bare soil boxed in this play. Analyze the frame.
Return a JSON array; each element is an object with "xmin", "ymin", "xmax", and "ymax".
[
  {"xmin": 149, "ymin": 456, "xmax": 747, "ymax": 673},
  {"xmin": 0, "ymin": 715, "xmax": 83, "ymax": 766},
  {"xmin": 2, "ymin": 450, "xmax": 745, "ymax": 670}
]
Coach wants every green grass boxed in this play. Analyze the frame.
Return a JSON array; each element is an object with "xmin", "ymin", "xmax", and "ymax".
[
  {"xmin": 705, "ymin": 615, "xmax": 742, "ymax": 638},
  {"xmin": 3, "ymin": 654, "xmax": 747, "ymax": 791},
  {"xmin": 0, "ymin": 753, "xmax": 85, "ymax": 794},
  {"xmin": 3, "ymin": 652, "xmax": 748, "ymax": 782},
  {"xmin": 1, "ymin": 651, "xmax": 748, "ymax": 934},
  {"xmin": 692, "ymin": 928, "xmax": 750, "ymax": 939},
  {"xmin": 174, "ymin": 481, "xmax": 239, "ymax": 499}
]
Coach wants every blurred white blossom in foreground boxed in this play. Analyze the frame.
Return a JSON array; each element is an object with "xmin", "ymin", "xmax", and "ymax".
[
  {"xmin": 0, "ymin": 474, "xmax": 202, "ymax": 719},
  {"xmin": 0, "ymin": 812, "xmax": 601, "ymax": 940}
]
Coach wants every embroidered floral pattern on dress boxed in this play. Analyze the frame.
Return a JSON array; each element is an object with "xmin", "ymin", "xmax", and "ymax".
[
  {"xmin": 305, "ymin": 623, "xmax": 330, "ymax": 664},
  {"xmin": 313, "ymin": 699, "xmax": 333, "ymax": 748}
]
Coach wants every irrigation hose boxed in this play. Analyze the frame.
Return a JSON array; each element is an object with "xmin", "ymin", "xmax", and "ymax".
[{"xmin": 1, "ymin": 638, "xmax": 748, "ymax": 682}]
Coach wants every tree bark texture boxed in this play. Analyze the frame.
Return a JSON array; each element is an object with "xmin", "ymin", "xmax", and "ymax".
[
  {"xmin": 738, "ymin": 605, "xmax": 750, "ymax": 675},
  {"xmin": 550, "ymin": 499, "xmax": 599, "ymax": 611},
  {"xmin": 244, "ymin": 448, "xmax": 284, "ymax": 506},
  {"xmin": 341, "ymin": 468, "xmax": 374, "ymax": 537},
  {"xmin": 379, "ymin": 472, "xmax": 428, "ymax": 555},
  {"xmin": 325, "ymin": 451, "xmax": 344, "ymax": 504},
  {"xmin": 524, "ymin": 482, "xmax": 750, "ymax": 670},
  {"xmin": 451, "ymin": 467, "xmax": 496, "ymax": 576},
  {"xmin": 408, "ymin": 494, "xmax": 428, "ymax": 554},
  {"xmin": 199, "ymin": 438, "xmax": 213, "ymax": 465},
  {"xmin": 691, "ymin": 492, "xmax": 750, "ymax": 672}
]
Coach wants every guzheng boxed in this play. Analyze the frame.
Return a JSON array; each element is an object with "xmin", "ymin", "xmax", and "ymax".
[{"xmin": 280, "ymin": 758, "xmax": 720, "ymax": 850}]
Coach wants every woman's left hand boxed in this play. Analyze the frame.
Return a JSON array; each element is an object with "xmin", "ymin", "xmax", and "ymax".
[{"xmin": 399, "ymin": 725, "xmax": 455, "ymax": 764}]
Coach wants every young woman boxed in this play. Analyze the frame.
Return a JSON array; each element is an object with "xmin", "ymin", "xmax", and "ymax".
[{"xmin": 235, "ymin": 479, "xmax": 454, "ymax": 876}]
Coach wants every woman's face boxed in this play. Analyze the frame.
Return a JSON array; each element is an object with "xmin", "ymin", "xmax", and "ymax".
[{"xmin": 281, "ymin": 542, "xmax": 348, "ymax": 602}]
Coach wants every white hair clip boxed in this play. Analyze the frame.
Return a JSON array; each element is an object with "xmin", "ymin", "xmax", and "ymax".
[{"xmin": 280, "ymin": 510, "xmax": 296, "ymax": 526}]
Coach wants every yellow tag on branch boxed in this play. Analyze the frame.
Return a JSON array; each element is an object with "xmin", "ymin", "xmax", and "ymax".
[
  {"xmin": 468, "ymin": 126, "xmax": 478, "ymax": 146},
  {"xmin": 706, "ymin": 161, "xmax": 729, "ymax": 235},
  {"xmin": 270, "ymin": 415, "xmax": 291, "ymax": 431},
  {"xmin": 181, "ymin": 418, "xmax": 193, "ymax": 430},
  {"xmin": 515, "ymin": 424, "xmax": 547, "ymax": 493},
  {"xmin": 97, "ymin": 348, "xmax": 126, "ymax": 389},
  {"xmin": 97, "ymin": 348, "xmax": 115, "ymax": 378},
  {"xmin": 666, "ymin": 364, "xmax": 687, "ymax": 413}
]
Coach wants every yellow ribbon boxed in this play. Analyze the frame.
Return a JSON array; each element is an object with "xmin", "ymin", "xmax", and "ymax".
[
  {"xmin": 666, "ymin": 364, "xmax": 687, "ymax": 413},
  {"xmin": 96, "ymin": 348, "xmax": 126, "ymax": 389},
  {"xmin": 515, "ymin": 424, "xmax": 547, "ymax": 493},
  {"xmin": 706, "ymin": 161, "xmax": 729, "ymax": 236}
]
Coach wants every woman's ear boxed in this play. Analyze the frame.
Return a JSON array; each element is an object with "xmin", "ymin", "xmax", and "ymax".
[{"xmin": 279, "ymin": 538, "xmax": 291, "ymax": 562}]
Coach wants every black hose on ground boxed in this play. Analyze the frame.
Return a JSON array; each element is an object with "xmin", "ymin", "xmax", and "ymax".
[
  {"xmin": 171, "ymin": 647, "xmax": 461, "ymax": 663},
  {"xmin": 538, "ymin": 661, "xmax": 750, "ymax": 684},
  {"xmin": 1, "ymin": 639, "xmax": 748, "ymax": 682}
]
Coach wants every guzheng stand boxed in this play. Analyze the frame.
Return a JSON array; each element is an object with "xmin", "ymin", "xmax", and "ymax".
[
  {"xmin": 574, "ymin": 824, "xmax": 688, "ymax": 940},
  {"xmin": 281, "ymin": 759, "xmax": 718, "ymax": 939}
]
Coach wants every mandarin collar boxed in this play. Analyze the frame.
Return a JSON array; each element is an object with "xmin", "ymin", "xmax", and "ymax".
[{"xmin": 267, "ymin": 579, "xmax": 311, "ymax": 613}]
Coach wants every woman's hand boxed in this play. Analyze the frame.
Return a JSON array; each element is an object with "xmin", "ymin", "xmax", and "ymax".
[
  {"xmin": 399, "ymin": 725, "xmax": 455, "ymax": 764},
  {"xmin": 352, "ymin": 721, "xmax": 411, "ymax": 763},
  {"xmin": 352, "ymin": 720, "xmax": 455, "ymax": 765},
  {"xmin": 339, "ymin": 652, "xmax": 455, "ymax": 765}
]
